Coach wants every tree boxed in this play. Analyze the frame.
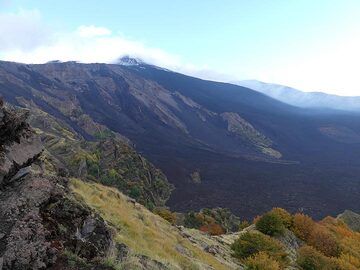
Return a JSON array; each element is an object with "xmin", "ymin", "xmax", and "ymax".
[
  {"xmin": 297, "ymin": 245, "xmax": 331, "ymax": 270},
  {"xmin": 293, "ymin": 213, "xmax": 316, "ymax": 241},
  {"xmin": 154, "ymin": 208, "xmax": 177, "ymax": 225},
  {"xmin": 199, "ymin": 223, "xmax": 225, "ymax": 236},
  {"xmin": 270, "ymin": 208, "xmax": 293, "ymax": 229},
  {"xmin": 308, "ymin": 225, "xmax": 341, "ymax": 257},
  {"xmin": 256, "ymin": 212, "xmax": 285, "ymax": 236},
  {"xmin": 231, "ymin": 232, "xmax": 288, "ymax": 265}
]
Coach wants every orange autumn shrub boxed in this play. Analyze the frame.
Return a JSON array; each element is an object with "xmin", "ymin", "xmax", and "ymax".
[
  {"xmin": 199, "ymin": 223, "xmax": 225, "ymax": 236},
  {"xmin": 293, "ymin": 213, "xmax": 316, "ymax": 242},
  {"xmin": 335, "ymin": 254, "xmax": 360, "ymax": 270},
  {"xmin": 244, "ymin": 252, "xmax": 280, "ymax": 270},
  {"xmin": 320, "ymin": 216, "xmax": 354, "ymax": 238},
  {"xmin": 253, "ymin": 215, "xmax": 262, "ymax": 224}
]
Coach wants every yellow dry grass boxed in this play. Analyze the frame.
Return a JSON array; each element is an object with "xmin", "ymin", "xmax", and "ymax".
[{"xmin": 70, "ymin": 178, "xmax": 229, "ymax": 270}]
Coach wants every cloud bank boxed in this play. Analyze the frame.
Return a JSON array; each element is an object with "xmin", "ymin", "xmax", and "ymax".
[
  {"xmin": 0, "ymin": 9, "xmax": 359, "ymax": 96},
  {"xmin": 0, "ymin": 9, "xmax": 232, "ymax": 83}
]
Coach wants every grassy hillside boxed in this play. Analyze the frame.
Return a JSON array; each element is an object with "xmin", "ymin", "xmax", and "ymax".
[{"xmin": 70, "ymin": 178, "xmax": 237, "ymax": 270}]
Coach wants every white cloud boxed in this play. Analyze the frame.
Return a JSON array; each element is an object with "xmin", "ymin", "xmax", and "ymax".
[
  {"xmin": 0, "ymin": 9, "xmax": 210, "ymax": 77},
  {"xmin": 77, "ymin": 25, "xmax": 112, "ymax": 38},
  {"xmin": 0, "ymin": 9, "xmax": 52, "ymax": 52},
  {"xmin": 0, "ymin": 9, "xmax": 359, "ymax": 96},
  {"xmin": 0, "ymin": 10, "xmax": 232, "ymax": 83}
]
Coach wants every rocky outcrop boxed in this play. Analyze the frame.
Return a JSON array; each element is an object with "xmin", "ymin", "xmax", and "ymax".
[
  {"xmin": 0, "ymin": 102, "xmax": 115, "ymax": 270},
  {"xmin": 221, "ymin": 112, "xmax": 282, "ymax": 159},
  {"xmin": 337, "ymin": 210, "xmax": 360, "ymax": 232},
  {"xmin": 0, "ymin": 103, "xmax": 43, "ymax": 187},
  {"xmin": 177, "ymin": 226, "xmax": 243, "ymax": 269}
]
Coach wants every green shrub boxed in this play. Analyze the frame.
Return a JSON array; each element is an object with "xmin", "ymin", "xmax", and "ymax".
[
  {"xmin": 231, "ymin": 232, "xmax": 288, "ymax": 265},
  {"xmin": 184, "ymin": 212, "xmax": 206, "ymax": 228},
  {"xmin": 270, "ymin": 208, "xmax": 293, "ymax": 229},
  {"xmin": 256, "ymin": 212, "xmax": 285, "ymax": 236},
  {"xmin": 296, "ymin": 245, "xmax": 331, "ymax": 270},
  {"xmin": 129, "ymin": 186, "xmax": 141, "ymax": 199}
]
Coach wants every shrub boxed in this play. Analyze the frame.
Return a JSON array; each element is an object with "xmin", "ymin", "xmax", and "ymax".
[
  {"xmin": 129, "ymin": 186, "xmax": 141, "ymax": 199},
  {"xmin": 293, "ymin": 213, "xmax": 316, "ymax": 241},
  {"xmin": 335, "ymin": 254, "xmax": 360, "ymax": 270},
  {"xmin": 184, "ymin": 208, "xmax": 240, "ymax": 232},
  {"xmin": 244, "ymin": 252, "xmax": 280, "ymax": 270},
  {"xmin": 231, "ymin": 232, "xmax": 288, "ymax": 265},
  {"xmin": 296, "ymin": 245, "xmax": 330, "ymax": 270},
  {"xmin": 154, "ymin": 208, "xmax": 177, "ymax": 225},
  {"xmin": 239, "ymin": 220, "xmax": 251, "ymax": 231},
  {"xmin": 253, "ymin": 215, "xmax": 262, "ymax": 224},
  {"xmin": 270, "ymin": 208, "xmax": 293, "ymax": 229},
  {"xmin": 199, "ymin": 223, "xmax": 225, "ymax": 236},
  {"xmin": 184, "ymin": 212, "xmax": 204, "ymax": 228},
  {"xmin": 308, "ymin": 225, "xmax": 341, "ymax": 257},
  {"xmin": 256, "ymin": 212, "xmax": 285, "ymax": 236}
]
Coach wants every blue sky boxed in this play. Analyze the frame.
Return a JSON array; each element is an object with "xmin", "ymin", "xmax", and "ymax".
[{"xmin": 1, "ymin": 0, "xmax": 360, "ymax": 95}]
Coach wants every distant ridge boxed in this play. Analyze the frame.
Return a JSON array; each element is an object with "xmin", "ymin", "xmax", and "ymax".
[{"xmin": 237, "ymin": 80, "xmax": 360, "ymax": 112}]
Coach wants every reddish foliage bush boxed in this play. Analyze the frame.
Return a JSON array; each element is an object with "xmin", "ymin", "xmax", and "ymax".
[
  {"xmin": 199, "ymin": 223, "xmax": 225, "ymax": 235},
  {"xmin": 308, "ymin": 225, "xmax": 341, "ymax": 257}
]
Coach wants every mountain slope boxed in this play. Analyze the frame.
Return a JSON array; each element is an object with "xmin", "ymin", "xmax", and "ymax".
[
  {"xmin": 2, "ymin": 103, "xmax": 360, "ymax": 270},
  {"xmin": 1, "ymin": 60, "xmax": 360, "ymax": 218},
  {"xmin": 0, "ymin": 103, "xmax": 239, "ymax": 269},
  {"xmin": 238, "ymin": 80, "xmax": 360, "ymax": 112}
]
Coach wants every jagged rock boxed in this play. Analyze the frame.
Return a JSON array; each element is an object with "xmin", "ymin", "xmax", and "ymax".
[
  {"xmin": 41, "ymin": 196, "xmax": 114, "ymax": 261},
  {"xmin": 275, "ymin": 229, "xmax": 302, "ymax": 265},
  {"xmin": 0, "ymin": 104, "xmax": 114, "ymax": 270},
  {"xmin": 115, "ymin": 243, "xmax": 130, "ymax": 262},
  {"xmin": 204, "ymin": 245, "xmax": 220, "ymax": 255},
  {"xmin": 0, "ymin": 104, "xmax": 43, "ymax": 187},
  {"xmin": 0, "ymin": 175, "xmax": 63, "ymax": 269}
]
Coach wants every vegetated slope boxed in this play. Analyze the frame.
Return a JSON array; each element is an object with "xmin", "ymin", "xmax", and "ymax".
[
  {"xmin": 17, "ymin": 97, "xmax": 173, "ymax": 209},
  {"xmin": 1, "ymin": 60, "xmax": 360, "ymax": 218},
  {"xmin": 71, "ymin": 178, "xmax": 240, "ymax": 270},
  {"xmin": 238, "ymin": 79, "xmax": 360, "ymax": 112}
]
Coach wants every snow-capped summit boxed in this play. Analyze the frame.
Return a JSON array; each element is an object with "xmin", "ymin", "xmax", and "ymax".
[{"xmin": 117, "ymin": 56, "xmax": 144, "ymax": 66}]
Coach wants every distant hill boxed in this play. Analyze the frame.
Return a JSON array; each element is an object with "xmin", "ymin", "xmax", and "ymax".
[{"xmin": 238, "ymin": 80, "xmax": 360, "ymax": 112}]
